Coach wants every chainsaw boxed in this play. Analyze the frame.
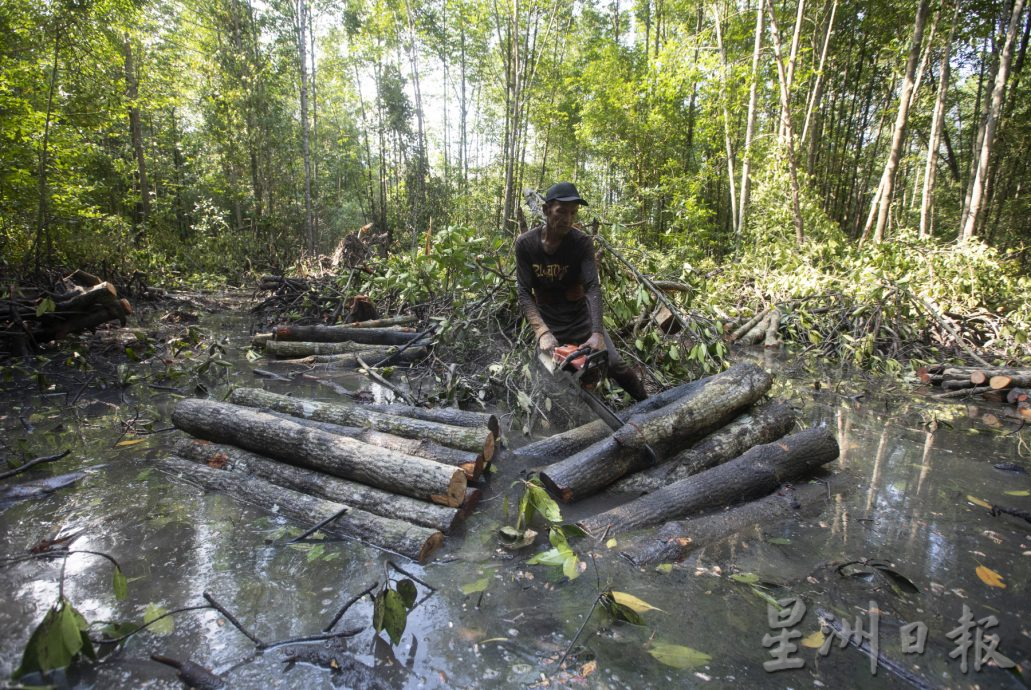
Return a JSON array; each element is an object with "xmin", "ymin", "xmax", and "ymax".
[{"xmin": 538, "ymin": 344, "xmax": 658, "ymax": 464}]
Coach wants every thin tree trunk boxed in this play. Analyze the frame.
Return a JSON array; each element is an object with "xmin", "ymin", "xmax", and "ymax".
[
  {"xmin": 779, "ymin": 0, "xmax": 807, "ymax": 146},
  {"xmin": 712, "ymin": 4, "xmax": 738, "ymax": 236},
  {"xmin": 32, "ymin": 29, "xmax": 60, "ymax": 272},
  {"xmin": 868, "ymin": 0, "xmax": 930, "ymax": 244},
  {"xmin": 920, "ymin": 3, "xmax": 958, "ymax": 239},
  {"xmin": 800, "ymin": 0, "xmax": 838, "ymax": 144},
  {"xmin": 123, "ymin": 35, "xmax": 149, "ymax": 242},
  {"xmin": 296, "ymin": 0, "xmax": 315, "ymax": 253},
  {"xmin": 961, "ymin": 0, "xmax": 1027, "ymax": 241},
  {"xmin": 738, "ymin": 5, "xmax": 764, "ymax": 235}
]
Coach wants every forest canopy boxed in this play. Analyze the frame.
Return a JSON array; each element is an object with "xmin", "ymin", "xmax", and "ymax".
[{"xmin": 1, "ymin": 0, "xmax": 1029, "ymax": 283}]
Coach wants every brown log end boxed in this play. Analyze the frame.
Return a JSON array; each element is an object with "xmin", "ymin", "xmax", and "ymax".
[
  {"xmin": 274, "ymin": 325, "xmax": 290, "ymax": 340},
  {"xmin": 417, "ymin": 531, "xmax": 445, "ymax": 563},
  {"xmin": 990, "ymin": 375, "xmax": 1014, "ymax": 390},
  {"xmin": 970, "ymin": 370, "xmax": 988, "ymax": 385},
  {"xmin": 486, "ymin": 415, "xmax": 501, "ymax": 440},
  {"xmin": 1007, "ymin": 388, "xmax": 1028, "ymax": 404},
  {"xmin": 538, "ymin": 471, "xmax": 574, "ymax": 503},
  {"xmin": 916, "ymin": 367, "xmax": 931, "ymax": 384},
  {"xmin": 482, "ymin": 433, "xmax": 496, "ymax": 464},
  {"xmin": 443, "ymin": 470, "xmax": 468, "ymax": 507},
  {"xmin": 459, "ymin": 487, "xmax": 483, "ymax": 518}
]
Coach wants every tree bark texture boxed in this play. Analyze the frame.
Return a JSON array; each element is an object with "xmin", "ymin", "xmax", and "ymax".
[
  {"xmin": 608, "ymin": 399, "xmax": 797, "ymax": 495},
  {"xmin": 363, "ymin": 403, "xmax": 499, "ymax": 438},
  {"xmin": 173, "ymin": 438, "xmax": 461, "ymax": 533},
  {"xmin": 267, "ymin": 347, "xmax": 428, "ymax": 368},
  {"xmin": 264, "ymin": 340, "xmax": 410, "ymax": 358},
  {"xmin": 228, "ymin": 387, "xmax": 494, "ymax": 458},
  {"xmin": 158, "ymin": 455, "xmax": 443, "ymax": 562},
  {"xmin": 621, "ymin": 479, "xmax": 834, "ymax": 565},
  {"xmin": 579, "ymin": 426, "xmax": 839, "ymax": 535},
  {"xmin": 172, "ymin": 399, "xmax": 467, "ymax": 507},
  {"xmin": 540, "ymin": 363, "xmax": 773, "ymax": 502},
  {"xmin": 513, "ymin": 379, "xmax": 703, "ymax": 461},
  {"xmin": 273, "ymin": 325, "xmax": 424, "ymax": 345}
]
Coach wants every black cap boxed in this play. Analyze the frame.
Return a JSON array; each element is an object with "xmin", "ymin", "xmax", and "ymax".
[{"xmin": 544, "ymin": 181, "xmax": 588, "ymax": 206}]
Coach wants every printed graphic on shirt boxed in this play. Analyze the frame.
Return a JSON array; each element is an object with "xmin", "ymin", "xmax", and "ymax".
[{"xmin": 533, "ymin": 263, "xmax": 569, "ymax": 281}]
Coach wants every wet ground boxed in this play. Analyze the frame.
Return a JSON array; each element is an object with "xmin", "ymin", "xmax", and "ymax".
[{"xmin": 1, "ymin": 298, "xmax": 1029, "ymax": 689}]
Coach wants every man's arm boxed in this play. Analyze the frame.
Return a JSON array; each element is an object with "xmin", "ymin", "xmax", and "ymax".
[
  {"xmin": 579, "ymin": 235, "xmax": 605, "ymax": 346},
  {"xmin": 515, "ymin": 238, "xmax": 556, "ymax": 349}
]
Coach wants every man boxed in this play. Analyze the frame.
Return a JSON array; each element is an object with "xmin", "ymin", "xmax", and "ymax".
[{"xmin": 515, "ymin": 182, "xmax": 648, "ymax": 401}]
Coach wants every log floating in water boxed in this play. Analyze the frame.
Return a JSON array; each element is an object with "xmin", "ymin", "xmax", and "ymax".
[
  {"xmin": 609, "ymin": 399, "xmax": 797, "ymax": 495},
  {"xmin": 273, "ymin": 325, "xmax": 423, "ymax": 345},
  {"xmin": 173, "ymin": 438, "xmax": 461, "ymax": 533},
  {"xmin": 268, "ymin": 347, "xmax": 429, "ymax": 368},
  {"xmin": 228, "ymin": 387, "xmax": 494, "ymax": 459},
  {"xmin": 158, "ymin": 455, "xmax": 443, "ymax": 562},
  {"xmin": 363, "ymin": 403, "xmax": 500, "ymax": 439},
  {"xmin": 513, "ymin": 379, "xmax": 704, "ymax": 461},
  {"xmin": 580, "ymin": 426, "xmax": 839, "ymax": 535},
  {"xmin": 622, "ymin": 480, "xmax": 834, "ymax": 565},
  {"xmin": 256, "ymin": 410, "xmax": 485, "ymax": 480},
  {"xmin": 540, "ymin": 363, "xmax": 773, "ymax": 502},
  {"xmin": 345, "ymin": 315, "xmax": 417, "ymax": 329},
  {"xmin": 171, "ymin": 399, "xmax": 467, "ymax": 507},
  {"xmin": 264, "ymin": 340, "xmax": 406, "ymax": 358}
]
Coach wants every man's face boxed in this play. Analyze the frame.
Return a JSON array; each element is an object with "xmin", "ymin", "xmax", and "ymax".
[{"xmin": 545, "ymin": 200, "xmax": 580, "ymax": 232}]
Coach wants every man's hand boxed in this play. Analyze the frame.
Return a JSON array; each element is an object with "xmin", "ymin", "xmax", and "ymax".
[
  {"xmin": 538, "ymin": 331, "xmax": 558, "ymax": 353},
  {"xmin": 582, "ymin": 332, "xmax": 605, "ymax": 352}
]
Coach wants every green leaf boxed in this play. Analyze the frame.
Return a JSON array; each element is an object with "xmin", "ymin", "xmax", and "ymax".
[
  {"xmin": 397, "ymin": 580, "xmax": 418, "ymax": 610},
  {"xmin": 36, "ymin": 297, "xmax": 55, "ymax": 318},
  {"xmin": 527, "ymin": 547, "xmax": 567, "ymax": 566},
  {"xmin": 562, "ymin": 554, "xmax": 581, "ymax": 580},
  {"xmin": 765, "ymin": 537, "xmax": 791, "ymax": 545},
  {"xmin": 648, "ymin": 641, "xmax": 712, "ymax": 669},
  {"xmin": 380, "ymin": 589, "xmax": 408, "ymax": 645},
  {"xmin": 143, "ymin": 604, "xmax": 174, "ymax": 635},
  {"xmin": 112, "ymin": 567, "xmax": 128, "ymax": 600},
  {"xmin": 729, "ymin": 572, "xmax": 760, "ymax": 584},
  {"xmin": 606, "ymin": 600, "xmax": 646, "ymax": 626},
  {"xmin": 655, "ymin": 563, "xmax": 673, "ymax": 574},
  {"xmin": 13, "ymin": 598, "xmax": 86, "ymax": 679},
  {"xmin": 610, "ymin": 591, "xmax": 663, "ymax": 613},
  {"xmin": 460, "ymin": 575, "xmax": 492, "ymax": 595},
  {"xmin": 527, "ymin": 483, "xmax": 562, "ymax": 523}
]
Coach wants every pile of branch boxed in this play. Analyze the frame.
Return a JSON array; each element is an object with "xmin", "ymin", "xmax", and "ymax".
[
  {"xmin": 519, "ymin": 362, "xmax": 839, "ymax": 552},
  {"xmin": 162, "ymin": 391, "xmax": 500, "ymax": 562},
  {"xmin": 918, "ymin": 364, "xmax": 1031, "ymax": 420},
  {"xmin": 1, "ymin": 270, "xmax": 132, "ymax": 355}
]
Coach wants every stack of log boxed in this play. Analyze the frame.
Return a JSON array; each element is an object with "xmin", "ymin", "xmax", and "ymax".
[
  {"xmin": 160, "ymin": 388, "xmax": 500, "ymax": 562},
  {"xmin": 1, "ymin": 270, "xmax": 132, "ymax": 354},
  {"xmin": 251, "ymin": 320, "xmax": 429, "ymax": 369},
  {"xmin": 517, "ymin": 362, "xmax": 839, "ymax": 553},
  {"xmin": 726, "ymin": 306, "xmax": 782, "ymax": 348},
  {"xmin": 919, "ymin": 364, "xmax": 1031, "ymax": 420}
]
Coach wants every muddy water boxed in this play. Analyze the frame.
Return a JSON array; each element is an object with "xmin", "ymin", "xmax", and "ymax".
[{"xmin": 1, "ymin": 308, "xmax": 1029, "ymax": 689}]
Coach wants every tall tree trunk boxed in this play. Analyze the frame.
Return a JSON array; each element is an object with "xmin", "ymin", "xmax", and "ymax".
[
  {"xmin": 295, "ymin": 0, "xmax": 315, "ymax": 253},
  {"xmin": 920, "ymin": 3, "xmax": 958, "ymax": 239},
  {"xmin": 961, "ymin": 0, "xmax": 1027, "ymax": 241},
  {"xmin": 123, "ymin": 35, "xmax": 149, "ymax": 243},
  {"xmin": 778, "ymin": 0, "xmax": 806, "ymax": 145},
  {"xmin": 867, "ymin": 0, "xmax": 930, "ymax": 244},
  {"xmin": 765, "ymin": 0, "xmax": 806, "ymax": 245},
  {"xmin": 800, "ymin": 0, "xmax": 838, "ymax": 145},
  {"xmin": 738, "ymin": 5, "xmax": 764, "ymax": 236},
  {"xmin": 712, "ymin": 4, "xmax": 738, "ymax": 237}
]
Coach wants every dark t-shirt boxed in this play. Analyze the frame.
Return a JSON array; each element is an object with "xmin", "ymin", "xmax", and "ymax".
[{"xmin": 515, "ymin": 225, "xmax": 603, "ymax": 343}]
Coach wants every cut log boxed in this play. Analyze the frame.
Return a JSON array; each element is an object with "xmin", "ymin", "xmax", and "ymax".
[
  {"xmin": 933, "ymin": 385, "xmax": 990, "ymax": 399},
  {"xmin": 970, "ymin": 370, "xmax": 989, "ymax": 385},
  {"xmin": 941, "ymin": 379, "xmax": 974, "ymax": 392},
  {"xmin": 764, "ymin": 309, "xmax": 781, "ymax": 348},
  {"xmin": 513, "ymin": 379, "xmax": 704, "ymax": 460},
  {"xmin": 541, "ymin": 363, "xmax": 774, "ymax": 502},
  {"xmin": 621, "ymin": 480, "xmax": 833, "ymax": 566},
  {"xmin": 1007, "ymin": 388, "xmax": 1029, "ymax": 404},
  {"xmin": 173, "ymin": 438, "xmax": 461, "ymax": 532},
  {"xmin": 158, "ymin": 455, "xmax": 443, "ymax": 562},
  {"xmin": 363, "ymin": 403, "xmax": 500, "ymax": 438},
  {"xmin": 256, "ymin": 410, "xmax": 485, "ymax": 479},
  {"xmin": 228, "ymin": 387, "xmax": 493, "ymax": 458},
  {"xmin": 53, "ymin": 282, "xmax": 118, "ymax": 312},
  {"xmin": 171, "ymin": 399, "xmax": 467, "ymax": 507},
  {"xmin": 265, "ymin": 340, "xmax": 405, "ymax": 358},
  {"xmin": 729, "ymin": 307, "xmax": 771, "ymax": 342},
  {"xmin": 273, "ymin": 325, "xmax": 423, "ymax": 345},
  {"xmin": 609, "ymin": 399, "xmax": 797, "ymax": 495},
  {"xmin": 990, "ymin": 374, "xmax": 1031, "ymax": 390},
  {"xmin": 612, "ymin": 362, "xmax": 773, "ymax": 450},
  {"xmin": 739, "ymin": 314, "xmax": 772, "ymax": 346},
  {"xmin": 268, "ymin": 347, "xmax": 429, "ymax": 368},
  {"xmin": 347, "ymin": 315, "xmax": 417, "ymax": 329},
  {"xmin": 579, "ymin": 426, "xmax": 839, "ymax": 535},
  {"xmin": 252, "ymin": 333, "xmax": 273, "ymax": 348}
]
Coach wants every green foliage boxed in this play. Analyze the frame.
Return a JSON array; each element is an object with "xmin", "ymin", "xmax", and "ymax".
[
  {"xmin": 372, "ymin": 579, "xmax": 418, "ymax": 646},
  {"xmin": 13, "ymin": 598, "xmax": 97, "ymax": 680}
]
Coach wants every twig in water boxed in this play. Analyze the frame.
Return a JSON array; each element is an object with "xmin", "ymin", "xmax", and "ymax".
[
  {"xmin": 323, "ymin": 581, "xmax": 379, "ymax": 632},
  {"xmin": 288, "ymin": 507, "xmax": 352, "ymax": 543},
  {"xmin": 259, "ymin": 627, "xmax": 365, "ymax": 651},
  {"xmin": 356, "ymin": 356, "xmax": 417, "ymax": 406},
  {"xmin": 0, "ymin": 449, "xmax": 70, "ymax": 480},
  {"xmin": 203, "ymin": 591, "xmax": 267, "ymax": 648},
  {"xmin": 555, "ymin": 594, "xmax": 603, "ymax": 669}
]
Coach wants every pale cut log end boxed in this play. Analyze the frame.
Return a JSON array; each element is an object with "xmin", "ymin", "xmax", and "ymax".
[
  {"xmin": 119, "ymin": 298, "xmax": 133, "ymax": 317},
  {"xmin": 417, "ymin": 532, "xmax": 445, "ymax": 563},
  {"xmin": 970, "ymin": 370, "xmax": 988, "ymax": 385},
  {"xmin": 990, "ymin": 375, "xmax": 1013, "ymax": 390},
  {"xmin": 482, "ymin": 433, "xmax": 496, "ymax": 464},
  {"xmin": 916, "ymin": 367, "xmax": 931, "ymax": 384}
]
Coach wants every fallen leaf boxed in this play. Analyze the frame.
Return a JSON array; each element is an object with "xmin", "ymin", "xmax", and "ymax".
[
  {"xmin": 580, "ymin": 660, "xmax": 597, "ymax": 677},
  {"xmin": 648, "ymin": 642, "xmax": 711, "ymax": 669},
  {"xmin": 975, "ymin": 564, "xmax": 1006, "ymax": 589},
  {"xmin": 605, "ymin": 538, "xmax": 617, "ymax": 549},
  {"xmin": 655, "ymin": 563, "xmax": 673, "ymax": 574},
  {"xmin": 1005, "ymin": 490, "xmax": 1030, "ymax": 497},
  {"xmin": 116, "ymin": 439, "xmax": 145, "ymax": 447},
  {"xmin": 610, "ymin": 591, "xmax": 663, "ymax": 613},
  {"xmin": 801, "ymin": 630, "xmax": 826, "ymax": 649},
  {"xmin": 967, "ymin": 495, "xmax": 993, "ymax": 510}
]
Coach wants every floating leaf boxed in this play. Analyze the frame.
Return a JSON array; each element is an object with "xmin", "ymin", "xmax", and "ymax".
[
  {"xmin": 143, "ymin": 604, "xmax": 174, "ymax": 635},
  {"xmin": 112, "ymin": 567, "xmax": 128, "ymax": 601},
  {"xmin": 397, "ymin": 580, "xmax": 418, "ymax": 610},
  {"xmin": 605, "ymin": 538, "xmax": 618, "ymax": 549},
  {"xmin": 378, "ymin": 589, "xmax": 408, "ymax": 645},
  {"xmin": 460, "ymin": 575, "xmax": 492, "ymax": 595},
  {"xmin": 610, "ymin": 591, "xmax": 663, "ymax": 613},
  {"xmin": 975, "ymin": 564, "xmax": 1006, "ymax": 589},
  {"xmin": 1005, "ymin": 490, "xmax": 1030, "ymax": 497},
  {"xmin": 562, "ymin": 555, "xmax": 581, "ymax": 580},
  {"xmin": 967, "ymin": 495, "xmax": 993, "ymax": 509},
  {"xmin": 528, "ymin": 547, "xmax": 567, "ymax": 567},
  {"xmin": 527, "ymin": 483, "xmax": 562, "ymax": 524},
  {"xmin": 729, "ymin": 572, "xmax": 760, "ymax": 585},
  {"xmin": 116, "ymin": 439, "xmax": 145, "ymax": 448},
  {"xmin": 655, "ymin": 563, "xmax": 673, "ymax": 574},
  {"xmin": 647, "ymin": 641, "xmax": 712, "ymax": 669},
  {"xmin": 498, "ymin": 526, "xmax": 537, "ymax": 550},
  {"xmin": 766, "ymin": 537, "xmax": 791, "ymax": 545},
  {"xmin": 801, "ymin": 630, "xmax": 826, "ymax": 649},
  {"xmin": 13, "ymin": 598, "xmax": 95, "ymax": 679}
]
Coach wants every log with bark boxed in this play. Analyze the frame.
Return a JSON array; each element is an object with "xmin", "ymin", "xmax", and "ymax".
[
  {"xmin": 227, "ymin": 387, "xmax": 495, "ymax": 459},
  {"xmin": 990, "ymin": 374, "xmax": 1031, "ymax": 390},
  {"xmin": 764, "ymin": 308, "xmax": 782, "ymax": 348},
  {"xmin": 579, "ymin": 426, "xmax": 839, "ymax": 535},
  {"xmin": 158, "ymin": 455, "xmax": 443, "ymax": 562},
  {"xmin": 621, "ymin": 479, "xmax": 835, "ymax": 565},
  {"xmin": 171, "ymin": 399, "xmax": 468, "ymax": 507},
  {"xmin": 272, "ymin": 325, "xmax": 423, "ymax": 345},
  {"xmin": 173, "ymin": 438, "xmax": 461, "ymax": 532},
  {"xmin": 608, "ymin": 399, "xmax": 797, "ymax": 495},
  {"xmin": 363, "ymin": 403, "xmax": 500, "ymax": 439},
  {"xmin": 267, "ymin": 347, "xmax": 429, "ymax": 369},
  {"xmin": 729, "ymin": 307, "xmax": 772, "ymax": 343},
  {"xmin": 229, "ymin": 387, "xmax": 494, "ymax": 457},
  {"xmin": 264, "ymin": 340, "xmax": 410, "ymax": 358},
  {"xmin": 540, "ymin": 363, "xmax": 773, "ymax": 502},
  {"xmin": 513, "ymin": 379, "xmax": 704, "ymax": 461},
  {"xmin": 2, "ymin": 274, "xmax": 133, "ymax": 347},
  {"xmin": 345, "ymin": 315, "xmax": 417, "ymax": 329},
  {"xmin": 739, "ymin": 313, "xmax": 772, "ymax": 346},
  {"xmin": 256, "ymin": 410, "xmax": 485, "ymax": 480}
]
